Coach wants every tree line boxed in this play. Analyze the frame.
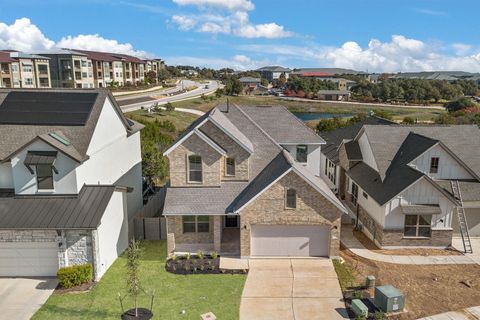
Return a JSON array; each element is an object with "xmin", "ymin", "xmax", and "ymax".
[{"xmin": 351, "ymin": 79, "xmax": 479, "ymax": 103}]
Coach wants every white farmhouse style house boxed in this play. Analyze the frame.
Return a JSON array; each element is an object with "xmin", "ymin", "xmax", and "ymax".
[{"xmin": 0, "ymin": 89, "xmax": 143, "ymax": 280}]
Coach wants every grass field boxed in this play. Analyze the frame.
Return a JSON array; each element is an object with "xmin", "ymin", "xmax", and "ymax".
[
  {"xmin": 33, "ymin": 241, "xmax": 246, "ymax": 320},
  {"xmin": 125, "ymin": 110, "xmax": 199, "ymax": 132},
  {"xmin": 166, "ymin": 95, "xmax": 445, "ymax": 122}
]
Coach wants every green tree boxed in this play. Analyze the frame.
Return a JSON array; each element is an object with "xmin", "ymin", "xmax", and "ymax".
[
  {"xmin": 316, "ymin": 118, "xmax": 344, "ymax": 132},
  {"xmin": 278, "ymin": 73, "xmax": 287, "ymax": 86},
  {"xmin": 165, "ymin": 102, "xmax": 175, "ymax": 112},
  {"xmin": 145, "ymin": 71, "xmax": 157, "ymax": 85},
  {"xmin": 125, "ymin": 240, "xmax": 144, "ymax": 317},
  {"xmin": 225, "ymin": 77, "xmax": 243, "ymax": 95},
  {"xmin": 261, "ymin": 78, "xmax": 269, "ymax": 87},
  {"xmin": 402, "ymin": 116, "xmax": 415, "ymax": 124},
  {"xmin": 445, "ymin": 97, "xmax": 477, "ymax": 112}
]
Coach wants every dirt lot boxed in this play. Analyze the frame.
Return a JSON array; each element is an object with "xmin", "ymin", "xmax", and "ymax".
[
  {"xmin": 340, "ymin": 246, "xmax": 480, "ymax": 319},
  {"xmin": 354, "ymin": 230, "xmax": 463, "ymax": 256}
]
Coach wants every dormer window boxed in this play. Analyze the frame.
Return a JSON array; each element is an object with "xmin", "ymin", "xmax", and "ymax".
[
  {"xmin": 430, "ymin": 157, "xmax": 439, "ymax": 174},
  {"xmin": 296, "ymin": 145, "xmax": 307, "ymax": 163},
  {"xmin": 36, "ymin": 165, "xmax": 54, "ymax": 190},
  {"xmin": 226, "ymin": 157, "xmax": 235, "ymax": 176},
  {"xmin": 188, "ymin": 155, "xmax": 202, "ymax": 183}
]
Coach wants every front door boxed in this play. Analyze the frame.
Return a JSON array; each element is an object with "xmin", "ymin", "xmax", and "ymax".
[{"xmin": 225, "ymin": 215, "xmax": 239, "ymax": 228}]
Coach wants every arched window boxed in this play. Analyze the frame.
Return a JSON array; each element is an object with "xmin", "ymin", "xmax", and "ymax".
[
  {"xmin": 286, "ymin": 188, "xmax": 297, "ymax": 209},
  {"xmin": 188, "ymin": 155, "xmax": 202, "ymax": 182}
]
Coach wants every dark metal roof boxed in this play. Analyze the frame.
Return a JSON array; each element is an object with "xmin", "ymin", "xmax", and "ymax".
[
  {"xmin": 344, "ymin": 141, "xmax": 362, "ymax": 161},
  {"xmin": 0, "ymin": 91, "xmax": 98, "ymax": 126},
  {"xmin": 0, "ymin": 185, "xmax": 116, "ymax": 229},
  {"xmin": 24, "ymin": 151, "xmax": 57, "ymax": 166}
]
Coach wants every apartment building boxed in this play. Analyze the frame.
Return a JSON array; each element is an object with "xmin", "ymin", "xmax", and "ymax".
[
  {"xmin": 40, "ymin": 49, "xmax": 94, "ymax": 88},
  {"xmin": 0, "ymin": 50, "xmax": 51, "ymax": 88}
]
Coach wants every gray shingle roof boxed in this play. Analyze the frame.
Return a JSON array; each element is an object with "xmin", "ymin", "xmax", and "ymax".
[
  {"xmin": 208, "ymin": 108, "xmax": 254, "ymax": 153},
  {"xmin": 435, "ymin": 180, "xmax": 480, "ymax": 202},
  {"xmin": 0, "ymin": 89, "xmax": 142, "ymax": 163},
  {"xmin": 320, "ymin": 116, "xmax": 396, "ymax": 164},
  {"xmin": 0, "ymin": 185, "xmax": 115, "ymax": 229},
  {"xmin": 363, "ymin": 125, "xmax": 480, "ymax": 181},
  {"xmin": 344, "ymin": 141, "xmax": 362, "ymax": 161},
  {"xmin": 239, "ymin": 105, "xmax": 324, "ymax": 144},
  {"xmin": 239, "ymin": 77, "xmax": 261, "ymax": 83}
]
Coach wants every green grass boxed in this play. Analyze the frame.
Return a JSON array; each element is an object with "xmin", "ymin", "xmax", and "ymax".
[
  {"xmin": 125, "ymin": 110, "xmax": 199, "ymax": 132},
  {"xmin": 33, "ymin": 241, "xmax": 246, "ymax": 320},
  {"xmin": 333, "ymin": 259, "xmax": 359, "ymax": 291},
  {"xmin": 166, "ymin": 95, "xmax": 445, "ymax": 122}
]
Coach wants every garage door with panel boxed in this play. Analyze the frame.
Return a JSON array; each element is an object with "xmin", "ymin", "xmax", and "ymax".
[
  {"xmin": 0, "ymin": 242, "xmax": 59, "ymax": 277},
  {"xmin": 250, "ymin": 225, "xmax": 330, "ymax": 257}
]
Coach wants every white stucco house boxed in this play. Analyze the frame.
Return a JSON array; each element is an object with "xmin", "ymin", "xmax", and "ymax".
[{"xmin": 0, "ymin": 89, "xmax": 143, "ymax": 280}]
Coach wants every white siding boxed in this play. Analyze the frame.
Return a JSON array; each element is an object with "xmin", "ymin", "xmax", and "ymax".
[
  {"xmin": 282, "ymin": 144, "xmax": 321, "ymax": 176},
  {"xmin": 0, "ymin": 163, "xmax": 14, "ymax": 188},
  {"xmin": 95, "ymin": 190, "xmax": 129, "ymax": 279},
  {"xmin": 383, "ymin": 177, "xmax": 455, "ymax": 229},
  {"xmin": 10, "ymin": 140, "xmax": 78, "ymax": 195},
  {"xmin": 357, "ymin": 132, "xmax": 378, "ymax": 171},
  {"xmin": 348, "ymin": 177, "xmax": 385, "ymax": 226},
  {"xmin": 411, "ymin": 144, "xmax": 473, "ymax": 180}
]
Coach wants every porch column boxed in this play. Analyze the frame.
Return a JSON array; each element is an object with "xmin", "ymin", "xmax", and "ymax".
[{"xmin": 213, "ymin": 215, "xmax": 222, "ymax": 252}]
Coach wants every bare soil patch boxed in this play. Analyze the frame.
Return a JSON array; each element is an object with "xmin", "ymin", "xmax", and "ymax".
[
  {"xmin": 54, "ymin": 281, "xmax": 95, "ymax": 294},
  {"xmin": 354, "ymin": 230, "xmax": 462, "ymax": 256},
  {"xmin": 340, "ymin": 245, "xmax": 480, "ymax": 319}
]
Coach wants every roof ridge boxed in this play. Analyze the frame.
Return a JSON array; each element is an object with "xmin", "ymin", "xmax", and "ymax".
[{"xmin": 278, "ymin": 105, "xmax": 324, "ymax": 141}]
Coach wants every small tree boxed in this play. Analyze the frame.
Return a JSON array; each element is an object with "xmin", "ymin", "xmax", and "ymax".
[
  {"xmin": 126, "ymin": 240, "xmax": 143, "ymax": 317},
  {"xmin": 165, "ymin": 102, "xmax": 175, "ymax": 112},
  {"xmin": 402, "ymin": 116, "xmax": 415, "ymax": 124}
]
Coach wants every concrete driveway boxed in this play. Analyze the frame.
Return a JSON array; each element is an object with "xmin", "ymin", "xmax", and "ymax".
[
  {"xmin": 240, "ymin": 259, "xmax": 348, "ymax": 320},
  {"xmin": 0, "ymin": 277, "xmax": 57, "ymax": 320}
]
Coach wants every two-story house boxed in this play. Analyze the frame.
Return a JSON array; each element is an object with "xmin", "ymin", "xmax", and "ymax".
[
  {"xmin": 320, "ymin": 123, "xmax": 480, "ymax": 250},
  {"xmin": 162, "ymin": 104, "xmax": 346, "ymax": 258},
  {"xmin": 0, "ymin": 89, "xmax": 143, "ymax": 280}
]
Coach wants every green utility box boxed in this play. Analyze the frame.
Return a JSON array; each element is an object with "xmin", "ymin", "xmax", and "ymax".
[
  {"xmin": 351, "ymin": 299, "xmax": 368, "ymax": 317},
  {"xmin": 374, "ymin": 285, "xmax": 405, "ymax": 313}
]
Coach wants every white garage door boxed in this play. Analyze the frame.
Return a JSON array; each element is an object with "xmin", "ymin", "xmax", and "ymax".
[
  {"xmin": 251, "ymin": 225, "xmax": 330, "ymax": 257},
  {"xmin": 0, "ymin": 242, "xmax": 59, "ymax": 277}
]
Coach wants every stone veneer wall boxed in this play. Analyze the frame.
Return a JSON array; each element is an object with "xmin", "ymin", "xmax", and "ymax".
[
  {"xmin": 64, "ymin": 230, "xmax": 93, "ymax": 266},
  {"xmin": 167, "ymin": 134, "xmax": 222, "ymax": 187},
  {"xmin": 199, "ymin": 121, "xmax": 250, "ymax": 181},
  {"xmin": 239, "ymin": 171, "xmax": 342, "ymax": 257}
]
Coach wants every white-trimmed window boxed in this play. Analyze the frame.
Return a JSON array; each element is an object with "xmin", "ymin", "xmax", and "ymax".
[
  {"xmin": 404, "ymin": 214, "xmax": 432, "ymax": 238},
  {"xmin": 286, "ymin": 188, "xmax": 297, "ymax": 209},
  {"xmin": 226, "ymin": 157, "xmax": 235, "ymax": 176},
  {"xmin": 36, "ymin": 165, "xmax": 54, "ymax": 190},
  {"xmin": 188, "ymin": 155, "xmax": 202, "ymax": 182},
  {"xmin": 351, "ymin": 182, "xmax": 359, "ymax": 206},
  {"xmin": 296, "ymin": 145, "xmax": 308, "ymax": 163},
  {"xmin": 325, "ymin": 158, "xmax": 337, "ymax": 185},
  {"xmin": 183, "ymin": 216, "xmax": 210, "ymax": 233},
  {"xmin": 430, "ymin": 157, "xmax": 439, "ymax": 174}
]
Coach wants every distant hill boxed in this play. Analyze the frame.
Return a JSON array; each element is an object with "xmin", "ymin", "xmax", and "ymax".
[{"xmin": 292, "ymin": 68, "xmax": 367, "ymax": 75}]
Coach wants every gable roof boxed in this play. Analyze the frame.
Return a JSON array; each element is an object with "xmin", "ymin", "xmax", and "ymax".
[
  {"xmin": 0, "ymin": 89, "xmax": 142, "ymax": 163},
  {"xmin": 320, "ymin": 116, "xmax": 396, "ymax": 164},
  {"xmin": 362, "ymin": 125, "xmax": 480, "ymax": 181}
]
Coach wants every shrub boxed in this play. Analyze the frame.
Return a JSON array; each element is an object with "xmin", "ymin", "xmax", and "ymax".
[
  {"xmin": 210, "ymin": 251, "xmax": 219, "ymax": 259},
  {"xmin": 197, "ymin": 250, "xmax": 205, "ymax": 259},
  {"xmin": 185, "ymin": 253, "xmax": 191, "ymax": 260},
  {"xmin": 57, "ymin": 264, "xmax": 93, "ymax": 288},
  {"xmin": 165, "ymin": 102, "xmax": 175, "ymax": 112},
  {"xmin": 171, "ymin": 254, "xmax": 177, "ymax": 261},
  {"xmin": 402, "ymin": 116, "xmax": 415, "ymax": 124}
]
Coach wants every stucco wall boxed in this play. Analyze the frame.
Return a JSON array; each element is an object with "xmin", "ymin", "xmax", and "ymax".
[
  {"xmin": 167, "ymin": 134, "xmax": 222, "ymax": 187},
  {"xmin": 0, "ymin": 162, "xmax": 14, "ymax": 189},
  {"xmin": 239, "ymin": 171, "xmax": 342, "ymax": 257}
]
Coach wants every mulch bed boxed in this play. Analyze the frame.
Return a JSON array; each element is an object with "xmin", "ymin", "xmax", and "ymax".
[
  {"xmin": 121, "ymin": 308, "xmax": 153, "ymax": 320},
  {"xmin": 54, "ymin": 281, "xmax": 96, "ymax": 294},
  {"xmin": 165, "ymin": 256, "xmax": 247, "ymax": 275}
]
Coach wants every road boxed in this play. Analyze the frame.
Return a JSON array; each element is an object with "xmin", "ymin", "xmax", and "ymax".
[{"xmin": 119, "ymin": 80, "xmax": 218, "ymax": 113}]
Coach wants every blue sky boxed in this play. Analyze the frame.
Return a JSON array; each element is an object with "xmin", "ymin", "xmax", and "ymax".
[{"xmin": 0, "ymin": 0, "xmax": 479, "ymax": 72}]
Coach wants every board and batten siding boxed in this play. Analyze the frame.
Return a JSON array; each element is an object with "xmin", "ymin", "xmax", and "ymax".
[
  {"xmin": 411, "ymin": 144, "xmax": 474, "ymax": 180},
  {"xmin": 383, "ymin": 177, "xmax": 455, "ymax": 229},
  {"xmin": 319, "ymin": 153, "xmax": 340, "ymax": 190},
  {"xmin": 357, "ymin": 132, "xmax": 378, "ymax": 171}
]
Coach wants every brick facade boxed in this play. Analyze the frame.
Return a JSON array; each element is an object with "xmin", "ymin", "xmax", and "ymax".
[
  {"xmin": 239, "ymin": 171, "xmax": 343, "ymax": 257},
  {"xmin": 199, "ymin": 121, "xmax": 250, "ymax": 181},
  {"xmin": 167, "ymin": 133, "xmax": 222, "ymax": 187}
]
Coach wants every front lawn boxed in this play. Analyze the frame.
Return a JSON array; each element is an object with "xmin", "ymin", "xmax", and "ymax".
[{"xmin": 33, "ymin": 241, "xmax": 246, "ymax": 320}]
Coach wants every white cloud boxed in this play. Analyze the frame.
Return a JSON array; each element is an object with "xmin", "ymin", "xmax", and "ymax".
[
  {"xmin": 452, "ymin": 43, "xmax": 473, "ymax": 56},
  {"xmin": 0, "ymin": 17, "xmax": 54, "ymax": 51},
  {"xmin": 171, "ymin": 15, "xmax": 197, "ymax": 31},
  {"xmin": 0, "ymin": 18, "xmax": 152, "ymax": 58},
  {"xmin": 173, "ymin": 0, "xmax": 254, "ymax": 12},
  {"xmin": 170, "ymin": 0, "xmax": 294, "ymax": 38},
  {"xmin": 239, "ymin": 35, "xmax": 480, "ymax": 72},
  {"xmin": 415, "ymin": 8, "xmax": 447, "ymax": 16}
]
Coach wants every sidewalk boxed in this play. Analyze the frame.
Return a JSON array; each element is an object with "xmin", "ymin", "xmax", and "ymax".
[
  {"xmin": 340, "ymin": 225, "xmax": 476, "ymax": 265},
  {"xmin": 417, "ymin": 306, "xmax": 480, "ymax": 320}
]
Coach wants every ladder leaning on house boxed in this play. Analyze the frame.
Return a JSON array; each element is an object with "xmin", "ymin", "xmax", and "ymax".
[{"xmin": 451, "ymin": 180, "xmax": 473, "ymax": 253}]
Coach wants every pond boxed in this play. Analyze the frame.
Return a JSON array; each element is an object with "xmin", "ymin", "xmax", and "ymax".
[{"xmin": 293, "ymin": 112, "xmax": 353, "ymax": 121}]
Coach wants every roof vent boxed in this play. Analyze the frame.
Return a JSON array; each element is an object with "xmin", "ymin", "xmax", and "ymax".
[{"xmin": 48, "ymin": 132, "xmax": 71, "ymax": 146}]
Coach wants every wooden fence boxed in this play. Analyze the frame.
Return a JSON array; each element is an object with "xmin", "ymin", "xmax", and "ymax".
[{"xmin": 131, "ymin": 188, "xmax": 167, "ymax": 240}]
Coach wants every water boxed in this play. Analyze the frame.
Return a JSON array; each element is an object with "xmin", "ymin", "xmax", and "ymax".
[{"xmin": 293, "ymin": 112, "xmax": 353, "ymax": 121}]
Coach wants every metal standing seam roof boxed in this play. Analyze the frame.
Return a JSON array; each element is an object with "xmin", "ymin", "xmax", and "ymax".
[{"xmin": 0, "ymin": 185, "xmax": 116, "ymax": 229}]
